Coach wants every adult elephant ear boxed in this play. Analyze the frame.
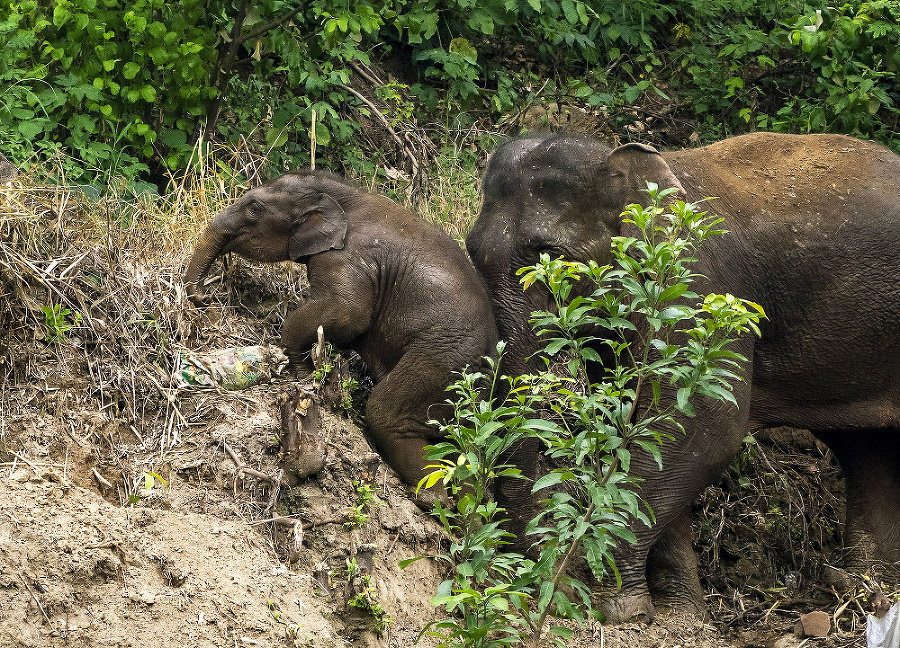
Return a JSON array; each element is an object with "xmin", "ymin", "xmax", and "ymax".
[
  {"xmin": 288, "ymin": 193, "xmax": 348, "ymax": 261},
  {"xmin": 606, "ymin": 142, "xmax": 685, "ymax": 201}
]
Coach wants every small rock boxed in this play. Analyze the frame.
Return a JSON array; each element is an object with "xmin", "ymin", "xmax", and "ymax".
[
  {"xmin": 10, "ymin": 469, "xmax": 31, "ymax": 482},
  {"xmin": 130, "ymin": 590, "xmax": 156, "ymax": 605},
  {"xmin": 774, "ymin": 635, "xmax": 801, "ymax": 648},
  {"xmin": 795, "ymin": 610, "xmax": 830, "ymax": 637}
]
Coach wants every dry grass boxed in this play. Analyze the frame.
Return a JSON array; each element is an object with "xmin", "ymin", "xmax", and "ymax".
[{"xmin": 0, "ymin": 149, "xmax": 301, "ymax": 465}]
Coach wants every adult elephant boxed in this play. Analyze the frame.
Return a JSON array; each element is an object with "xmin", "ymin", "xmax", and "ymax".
[
  {"xmin": 185, "ymin": 169, "xmax": 498, "ymax": 494},
  {"xmin": 465, "ymin": 131, "xmax": 900, "ymax": 622}
]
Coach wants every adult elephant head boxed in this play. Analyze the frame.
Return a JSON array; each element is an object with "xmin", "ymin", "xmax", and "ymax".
[
  {"xmin": 466, "ymin": 134, "xmax": 684, "ymax": 377},
  {"xmin": 186, "ymin": 170, "xmax": 498, "ymax": 499},
  {"xmin": 466, "ymin": 131, "xmax": 900, "ymax": 622}
]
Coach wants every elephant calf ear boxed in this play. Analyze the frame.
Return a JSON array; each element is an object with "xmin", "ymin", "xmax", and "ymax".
[{"xmin": 289, "ymin": 193, "xmax": 348, "ymax": 261}]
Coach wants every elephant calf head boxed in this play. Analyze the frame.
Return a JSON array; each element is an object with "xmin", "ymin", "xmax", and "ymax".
[{"xmin": 184, "ymin": 172, "xmax": 349, "ymax": 305}]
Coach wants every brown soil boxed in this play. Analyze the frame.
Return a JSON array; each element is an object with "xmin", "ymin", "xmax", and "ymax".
[
  {"xmin": 0, "ymin": 375, "xmax": 743, "ymax": 648},
  {"xmin": 0, "ymin": 174, "xmax": 876, "ymax": 648}
]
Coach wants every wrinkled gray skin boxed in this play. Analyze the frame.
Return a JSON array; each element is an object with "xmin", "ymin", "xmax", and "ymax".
[
  {"xmin": 465, "ymin": 131, "xmax": 900, "ymax": 623},
  {"xmin": 186, "ymin": 170, "xmax": 498, "ymax": 492}
]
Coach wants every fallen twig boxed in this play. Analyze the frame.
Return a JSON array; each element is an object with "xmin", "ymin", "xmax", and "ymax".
[
  {"xmin": 338, "ymin": 82, "xmax": 420, "ymax": 179},
  {"xmin": 223, "ymin": 441, "xmax": 288, "ymax": 486},
  {"xmin": 92, "ymin": 468, "xmax": 114, "ymax": 489},
  {"xmin": 19, "ymin": 575, "xmax": 51, "ymax": 626}
]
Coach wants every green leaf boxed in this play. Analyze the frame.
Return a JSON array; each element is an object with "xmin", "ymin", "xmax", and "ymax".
[
  {"xmin": 53, "ymin": 5, "xmax": 71, "ymax": 27},
  {"xmin": 448, "ymin": 38, "xmax": 478, "ymax": 64},
  {"xmin": 659, "ymin": 283, "xmax": 688, "ymax": 302},
  {"xmin": 314, "ymin": 121, "xmax": 331, "ymax": 146},
  {"xmin": 160, "ymin": 129, "xmax": 187, "ymax": 149},
  {"xmin": 140, "ymin": 85, "xmax": 156, "ymax": 102},
  {"xmin": 266, "ymin": 126, "xmax": 288, "ymax": 149},
  {"xmin": 123, "ymin": 62, "xmax": 141, "ymax": 80},
  {"xmin": 533, "ymin": 471, "xmax": 566, "ymax": 492},
  {"xmin": 398, "ymin": 555, "xmax": 429, "ymax": 568},
  {"xmin": 18, "ymin": 119, "xmax": 47, "ymax": 139}
]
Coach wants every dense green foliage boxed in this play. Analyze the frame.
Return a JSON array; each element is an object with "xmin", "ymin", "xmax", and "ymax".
[
  {"xmin": 414, "ymin": 188, "xmax": 764, "ymax": 647},
  {"xmin": 1, "ymin": 0, "xmax": 898, "ymax": 190}
]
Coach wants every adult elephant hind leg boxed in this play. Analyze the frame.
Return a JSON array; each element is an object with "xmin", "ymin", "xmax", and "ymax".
[
  {"xmin": 646, "ymin": 509, "xmax": 708, "ymax": 618},
  {"xmin": 814, "ymin": 428, "xmax": 900, "ymax": 579}
]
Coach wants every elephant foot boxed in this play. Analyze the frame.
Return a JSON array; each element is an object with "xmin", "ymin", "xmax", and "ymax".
[
  {"xmin": 645, "ymin": 509, "xmax": 708, "ymax": 620},
  {"xmin": 597, "ymin": 591, "xmax": 657, "ymax": 624},
  {"xmin": 651, "ymin": 594, "xmax": 709, "ymax": 620}
]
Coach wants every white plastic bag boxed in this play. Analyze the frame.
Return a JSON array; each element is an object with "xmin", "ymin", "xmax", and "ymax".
[{"xmin": 868, "ymin": 602, "xmax": 900, "ymax": 648}]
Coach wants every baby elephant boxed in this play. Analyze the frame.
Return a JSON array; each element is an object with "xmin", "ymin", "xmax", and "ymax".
[{"xmin": 185, "ymin": 169, "xmax": 498, "ymax": 491}]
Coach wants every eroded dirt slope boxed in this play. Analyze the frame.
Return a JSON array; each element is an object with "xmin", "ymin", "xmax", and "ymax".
[{"xmin": 0, "ymin": 174, "xmax": 877, "ymax": 648}]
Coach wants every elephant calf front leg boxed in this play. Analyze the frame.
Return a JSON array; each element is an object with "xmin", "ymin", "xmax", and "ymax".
[{"xmin": 280, "ymin": 298, "xmax": 370, "ymax": 366}]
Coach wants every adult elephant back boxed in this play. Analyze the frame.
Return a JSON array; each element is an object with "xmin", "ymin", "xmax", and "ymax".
[{"xmin": 465, "ymin": 131, "xmax": 900, "ymax": 622}]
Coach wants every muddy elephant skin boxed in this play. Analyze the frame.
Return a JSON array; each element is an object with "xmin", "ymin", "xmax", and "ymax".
[
  {"xmin": 185, "ymin": 169, "xmax": 498, "ymax": 491},
  {"xmin": 464, "ymin": 131, "xmax": 900, "ymax": 622}
]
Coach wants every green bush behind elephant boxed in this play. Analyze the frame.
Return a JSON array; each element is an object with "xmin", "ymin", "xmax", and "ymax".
[
  {"xmin": 185, "ymin": 169, "xmax": 498, "ymax": 495},
  {"xmin": 465, "ymin": 131, "xmax": 900, "ymax": 622}
]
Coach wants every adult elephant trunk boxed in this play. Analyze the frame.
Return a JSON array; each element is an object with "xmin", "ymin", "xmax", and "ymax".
[
  {"xmin": 491, "ymin": 283, "xmax": 545, "ymax": 376},
  {"xmin": 466, "ymin": 233, "xmax": 546, "ymax": 380},
  {"xmin": 184, "ymin": 223, "xmax": 229, "ymax": 306},
  {"xmin": 466, "ymin": 231, "xmax": 548, "ymax": 551}
]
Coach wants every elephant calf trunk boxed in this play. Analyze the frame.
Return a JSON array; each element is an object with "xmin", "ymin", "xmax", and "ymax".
[{"xmin": 184, "ymin": 226, "xmax": 226, "ymax": 306}]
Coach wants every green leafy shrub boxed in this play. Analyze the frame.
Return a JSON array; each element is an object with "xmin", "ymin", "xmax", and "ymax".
[
  {"xmin": 413, "ymin": 187, "xmax": 764, "ymax": 647},
  {"xmin": 0, "ymin": 0, "xmax": 218, "ymax": 189},
  {"xmin": 673, "ymin": 0, "xmax": 899, "ymax": 145},
  {"xmin": 4, "ymin": 0, "xmax": 898, "ymax": 191}
]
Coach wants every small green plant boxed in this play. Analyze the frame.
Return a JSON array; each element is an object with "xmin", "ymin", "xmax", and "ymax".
[
  {"xmin": 127, "ymin": 471, "xmax": 167, "ymax": 505},
  {"xmin": 415, "ymin": 186, "xmax": 765, "ymax": 648},
  {"xmin": 42, "ymin": 304, "xmax": 81, "ymax": 342},
  {"xmin": 268, "ymin": 600, "xmax": 307, "ymax": 643},
  {"xmin": 312, "ymin": 342, "xmax": 336, "ymax": 383},
  {"xmin": 340, "ymin": 376, "xmax": 359, "ymax": 411},
  {"xmin": 345, "ymin": 481, "xmax": 377, "ymax": 528},
  {"xmin": 345, "ymin": 558, "xmax": 393, "ymax": 637},
  {"xmin": 347, "ymin": 574, "xmax": 393, "ymax": 636}
]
